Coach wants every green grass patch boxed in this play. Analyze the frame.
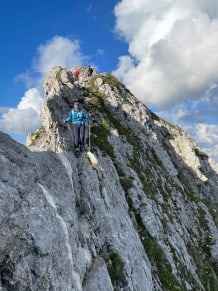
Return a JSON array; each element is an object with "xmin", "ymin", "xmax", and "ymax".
[
  {"xmin": 100, "ymin": 73, "xmax": 123, "ymax": 89},
  {"xmin": 134, "ymin": 212, "xmax": 185, "ymax": 290},
  {"xmin": 186, "ymin": 206, "xmax": 218, "ymax": 290},
  {"xmin": 56, "ymin": 68, "xmax": 64, "ymax": 81},
  {"xmin": 128, "ymin": 156, "xmax": 156, "ymax": 198},
  {"xmin": 120, "ymin": 176, "xmax": 134, "ymax": 192},
  {"xmin": 203, "ymin": 200, "xmax": 218, "ymax": 227},
  {"xmin": 90, "ymin": 120, "xmax": 115, "ymax": 159},
  {"xmin": 107, "ymin": 251, "xmax": 125, "ymax": 286},
  {"xmin": 28, "ymin": 126, "xmax": 45, "ymax": 146}
]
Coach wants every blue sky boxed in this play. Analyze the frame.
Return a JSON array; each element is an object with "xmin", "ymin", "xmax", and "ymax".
[{"xmin": 0, "ymin": 0, "xmax": 218, "ymax": 162}]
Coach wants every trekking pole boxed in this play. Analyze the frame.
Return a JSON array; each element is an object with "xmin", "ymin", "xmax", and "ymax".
[{"xmin": 88, "ymin": 120, "xmax": 91, "ymax": 151}]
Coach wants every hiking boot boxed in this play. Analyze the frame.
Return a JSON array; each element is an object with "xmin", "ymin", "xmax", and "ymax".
[
  {"xmin": 80, "ymin": 147, "xmax": 84, "ymax": 153},
  {"xmin": 74, "ymin": 149, "xmax": 80, "ymax": 158}
]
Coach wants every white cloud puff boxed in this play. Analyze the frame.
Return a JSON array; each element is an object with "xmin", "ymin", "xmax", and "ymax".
[
  {"xmin": 113, "ymin": 0, "xmax": 218, "ymax": 107},
  {"xmin": 17, "ymin": 88, "xmax": 43, "ymax": 114},
  {"xmin": 35, "ymin": 36, "xmax": 85, "ymax": 77},
  {"xmin": 0, "ymin": 108, "xmax": 40, "ymax": 135},
  {"xmin": 196, "ymin": 123, "xmax": 218, "ymax": 145},
  {"xmin": 0, "ymin": 88, "xmax": 43, "ymax": 135},
  {"xmin": 113, "ymin": 0, "xmax": 218, "ymax": 162}
]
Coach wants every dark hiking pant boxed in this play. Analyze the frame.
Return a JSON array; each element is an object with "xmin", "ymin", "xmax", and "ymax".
[{"xmin": 72, "ymin": 124, "xmax": 85, "ymax": 149}]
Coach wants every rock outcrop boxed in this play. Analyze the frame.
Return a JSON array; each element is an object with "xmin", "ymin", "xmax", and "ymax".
[{"xmin": 1, "ymin": 66, "xmax": 218, "ymax": 290}]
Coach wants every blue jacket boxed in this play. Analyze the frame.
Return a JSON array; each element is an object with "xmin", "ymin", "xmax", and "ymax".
[{"xmin": 65, "ymin": 108, "xmax": 89, "ymax": 125}]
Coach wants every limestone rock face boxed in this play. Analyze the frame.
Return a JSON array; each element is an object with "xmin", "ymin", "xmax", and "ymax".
[{"xmin": 1, "ymin": 66, "xmax": 218, "ymax": 290}]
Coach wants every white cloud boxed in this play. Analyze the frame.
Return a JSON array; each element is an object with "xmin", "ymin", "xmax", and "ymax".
[
  {"xmin": 156, "ymin": 90, "xmax": 218, "ymax": 126},
  {"xmin": 113, "ymin": 0, "xmax": 218, "ymax": 162},
  {"xmin": 154, "ymin": 91, "xmax": 218, "ymax": 161},
  {"xmin": 0, "ymin": 36, "xmax": 85, "ymax": 137},
  {"xmin": 194, "ymin": 123, "xmax": 218, "ymax": 162},
  {"xmin": 203, "ymin": 144, "xmax": 218, "ymax": 161},
  {"xmin": 17, "ymin": 88, "xmax": 43, "ymax": 114},
  {"xmin": 196, "ymin": 123, "xmax": 218, "ymax": 145},
  {"xmin": 0, "ymin": 108, "xmax": 40, "ymax": 135},
  {"xmin": 0, "ymin": 107, "xmax": 10, "ymax": 114},
  {"xmin": 0, "ymin": 88, "xmax": 43, "ymax": 135},
  {"xmin": 34, "ymin": 36, "xmax": 85, "ymax": 77},
  {"xmin": 157, "ymin": 106, "xmax": 218, "ymax": 161},
  {"xmin": 15, "ymin": 71, "xmax": 37, "ymax": 89},
  {"xmin": 113, "ymin": 0, "xmax": 218, "ymax": 107}
]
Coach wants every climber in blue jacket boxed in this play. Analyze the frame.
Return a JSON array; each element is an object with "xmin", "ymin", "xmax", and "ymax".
[{"xmin": 65, "ymin": 101, "xmax": 90, "ymax": 157}]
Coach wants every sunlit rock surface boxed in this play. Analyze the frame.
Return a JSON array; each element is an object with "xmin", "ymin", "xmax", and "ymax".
[{"xmin": 1, "ymin": 66, "xmax": 218, "ymax": 290}]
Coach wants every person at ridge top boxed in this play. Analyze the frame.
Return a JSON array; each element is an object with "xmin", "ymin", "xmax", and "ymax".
[
  {"xmin": 73, "ymin": 70, "xmax": 80, "ymax": 79},
  {"xmin": 64, "ymin": 101, "xmax": 90, "ymax": 157}
]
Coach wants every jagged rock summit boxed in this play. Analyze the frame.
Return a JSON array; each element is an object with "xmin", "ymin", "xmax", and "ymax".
[{"xmin": 1, "ymin": 66, "xmax": 218, "ymax": 291}]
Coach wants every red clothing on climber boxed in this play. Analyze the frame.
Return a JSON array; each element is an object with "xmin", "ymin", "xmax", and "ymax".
[{"xmin": 73, "ymin": 70, "xmax": 80, "ymax": 78}]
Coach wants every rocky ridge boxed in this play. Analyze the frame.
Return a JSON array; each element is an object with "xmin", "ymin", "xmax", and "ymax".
[{"xmin": 0, "ymin": 65, "xmax": 218, "ymax": 290}]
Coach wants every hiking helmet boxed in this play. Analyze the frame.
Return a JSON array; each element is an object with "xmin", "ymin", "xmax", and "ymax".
[{"xmin": 74, "ymin": 101, "xmax": 80, "ymax": 106}]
